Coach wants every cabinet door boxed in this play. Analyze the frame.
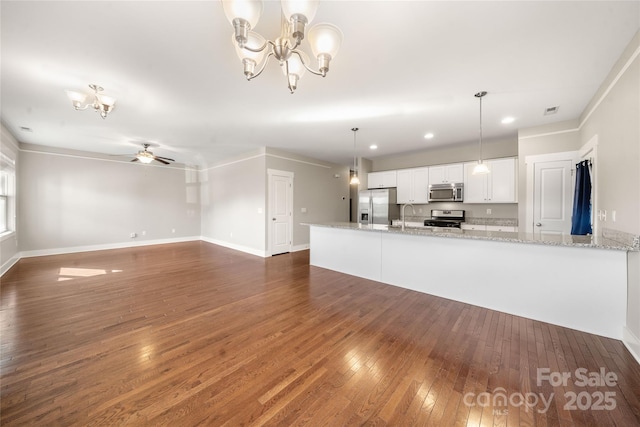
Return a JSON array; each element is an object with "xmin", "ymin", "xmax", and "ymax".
[
  {"xmin": 463, "ymin": 162, "xmax": 487, "ymax": 203},
  {"xmin": 446, "ymin": 164, "xmax": 464, "ymax": 183},
  {"xmin": 367, "ymin": 172, "xmax": 385, "ymax": 188},
  {"xmin": 368, "ymin": 171, "xmax": 397, "ymax": 188},
  {"xmin": 428, "ymin": 166, "xmax": 446, "ymax": 184},
  {"xmin": 396, "ymin": 169, "xmax": 413, "ymax": 203},
  {"xmin": 380, "ymin": 170, "xmax": 397, "ymax": 187},
  {"xmin": 411, "ymin": 167, "xmax": 430, "ymax": 203},
  {"xmin": 488, "ymin": 158, "xmax": 517, "ymax": 202}
]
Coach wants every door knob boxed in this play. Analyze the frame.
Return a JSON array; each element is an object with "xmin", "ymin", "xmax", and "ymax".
[
  {"xmin": 272, "ymin": 218, "xmax": 276, "ymax": 221},
  {"xmin": 535, "ymin": 223, "xmax": 542, "ymax": 227}
]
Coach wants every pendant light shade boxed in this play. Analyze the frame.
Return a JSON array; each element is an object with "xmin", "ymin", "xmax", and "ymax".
[
  {"xmin": 472, "ymin": 91, "xmax": 490, "ymax": 175},
  {"xmin": 350, "ymin": 128, "xmax": 360, "ymax": 185}
]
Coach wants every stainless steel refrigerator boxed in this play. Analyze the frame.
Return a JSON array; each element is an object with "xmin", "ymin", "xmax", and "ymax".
[{"xmin": 357, "ymin": 188, "xmax": 399, "ymax": 225}]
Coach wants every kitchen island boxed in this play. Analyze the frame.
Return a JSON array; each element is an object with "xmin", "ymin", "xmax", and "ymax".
[{"xmin": 306, "ymin": 222, "xmax": 638, "ymax": 342}]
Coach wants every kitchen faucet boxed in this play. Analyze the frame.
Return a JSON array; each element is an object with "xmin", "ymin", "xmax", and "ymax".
[{"xmin": 401, "ymin": 203, "xmax": 415, "ymax": 230}]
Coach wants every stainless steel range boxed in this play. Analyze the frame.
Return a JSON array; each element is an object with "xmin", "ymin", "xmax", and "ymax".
[{"xmin": 423, "ymin": 209, "xmax": 465, "ymax": 229}]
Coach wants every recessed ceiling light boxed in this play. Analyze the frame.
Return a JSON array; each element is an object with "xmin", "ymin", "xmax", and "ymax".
[
  {"xmin": 424, "ymin": 133, "xmax": 434, "ymax": 139},
  {"xmin": 501, "ymin": 117, "xmax": 515, "ymax": 124},
  {"xmin": 544, "ymin": 106, "xmax": 560, "ymax": 115},
  {"xmin": 369, "ymin": 144, "xmax": 378, "ymax": 150}
]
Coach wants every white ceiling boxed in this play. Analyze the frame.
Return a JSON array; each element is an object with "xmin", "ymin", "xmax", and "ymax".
[{"xmin": 1, "ymin": 1, "xmax": 639, "ymax": 167}]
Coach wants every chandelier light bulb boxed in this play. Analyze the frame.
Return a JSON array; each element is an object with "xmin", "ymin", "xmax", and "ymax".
[{"xmin": 222, "ymin": 0, "xmax": 341, "ymax": 93}]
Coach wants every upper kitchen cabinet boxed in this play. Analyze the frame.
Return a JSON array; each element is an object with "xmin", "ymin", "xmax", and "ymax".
[
  {"xmin": 397, "ymin": 167, "xmax": 429, "ymax": 204},
  {"xmin": 368, "ymin": 170, "xmax": 397, "ymax": 189},
  {"xmin": 428, "ymin": 163, "xmax": 464, "ymax": 184},
  {"xmin": 463, "ymin": 158, "xmax": 518, "ymax": 203}
]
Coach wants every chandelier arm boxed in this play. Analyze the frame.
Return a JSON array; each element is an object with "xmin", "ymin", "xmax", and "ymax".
[
  {"xmin": 247, "ymin": 51, "xmax": 275, "ymax": 81},
  {"xmin": 291, "ymin": 50, "xmax": 324, "ymax": 76},
  {"xmin": 239, "ymin": 38, "xmax": 270, "ymax": 53}
]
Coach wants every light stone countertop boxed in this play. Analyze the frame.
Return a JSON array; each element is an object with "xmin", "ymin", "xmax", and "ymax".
[{"xmin": 304, "ymin": 222, "xmax": 639, "ymax": 251}]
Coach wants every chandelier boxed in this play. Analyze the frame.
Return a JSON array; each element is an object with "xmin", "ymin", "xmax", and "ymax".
[
  {"xmin": 65, "ymin": 84, "xmax": 116, "ymax": 119},
  {"xmin": 221, "ymin": 0, "xmax": 343, "ymax": 93}
]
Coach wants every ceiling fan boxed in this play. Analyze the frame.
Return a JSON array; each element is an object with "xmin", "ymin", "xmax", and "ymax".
[{"xmin": 130, "ymin": 143, "xmax": 175, "ymax": 165}]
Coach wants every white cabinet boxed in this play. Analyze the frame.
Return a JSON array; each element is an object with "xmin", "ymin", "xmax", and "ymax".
[
  {"xmin": 463, "ymin": 158, "xmax": 517, "ymax": 203},
  {"xmin": 486, "ymin": 225, "xmax": 518, "ymax": 232},
  {"xmin": 428, "ymin": 163, "xmax": 464, "ymax": 184},
  {"xmin": 368, "ymin": 170, "xmax": 397, "ymax": 189},
  {"xmin": 461, "ymin": 224, "xmax": 486, "ymax": 231},
  {"xmin": 461, "ymin": 224, "xmax": 518, "ymax": 232},
  {"xmin": 397, "ymin": 167, "xmax": 429, "ymax": 204}
]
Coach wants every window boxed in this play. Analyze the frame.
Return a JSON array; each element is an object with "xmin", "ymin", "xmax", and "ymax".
[{"xmin": 0, "ymin": 153, "xmax": 16, "ymax": 234}]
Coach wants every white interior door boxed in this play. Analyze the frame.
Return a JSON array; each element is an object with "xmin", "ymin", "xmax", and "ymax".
[
  {"xmin": 268, "ymin": 169, "xmax": 293, "ymax": 255},
  {"xmin": 533, "ymin": 160, "xmax": 573, "ymax": 236}
]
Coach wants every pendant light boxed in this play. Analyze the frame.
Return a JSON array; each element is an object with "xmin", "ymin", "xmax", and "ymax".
[
  {"xmin": 350, "ymin": 127, "xmax": 360, "ymax": 185},
  {"xmin": 472, "ymin": 91, "xmax": 490, "ymax": 175}
]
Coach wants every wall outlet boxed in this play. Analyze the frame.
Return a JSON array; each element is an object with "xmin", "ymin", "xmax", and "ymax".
[
  {"xmin": 612, "ymin": 210, "xmax": 616, "ymax": 222},
  {"xmin": 301, "ymin": 207, "xmax": 307, "ymax": 213},
  {"xmin": 486, "ymin": 208, "xmax": 492, "ymax": 215},
  {"xmin": 171, "ymin": 228, "xmax": 175, "ymax": 233},
  {"xmin": 142, "ymin": 230, "xmax": 146, "ymax": 236},
  {"xmin": 130, "ymin": 232, "xmax": 137, "ymax": 238}
]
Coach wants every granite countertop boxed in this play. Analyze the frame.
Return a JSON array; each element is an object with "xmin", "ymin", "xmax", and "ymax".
[{"xmin": 305, "ymin": 222, "xmax": 638, "ymax": 251}]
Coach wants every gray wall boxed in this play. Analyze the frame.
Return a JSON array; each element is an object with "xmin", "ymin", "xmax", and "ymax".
[
  {"xmin": 580, "ymin": 30, "xmax": 640, "ymax": 236},
  {"xmin": 371, "ymin": 137, "xmax": 517, "ymax": 171},
  {"xmin": 200, "ymin": 151, "xmax": 267, "ymax": 254},
  {"xmin": 0, "ymin": 125, "xmax": 19, "ymax": 272},
  {"xmin": 18, "ymin": 145, "xmax": 201, "ymax": 253},
  {"xmin": 265, "ymin": 148, "xmax": 349, "ymax": 247},
  {"xmin": 517, "ymin": 121, "xmax": 581, "ymax": 228}
]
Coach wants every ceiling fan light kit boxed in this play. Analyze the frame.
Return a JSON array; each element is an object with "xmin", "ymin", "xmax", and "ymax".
[
  {"xmin": 65, "ymin": 84, "xmax": 116, "ymax": 119},
  {"xmin": 131, "ymin": 144, "xmax": 175, "ymax": 165},
  {"xmin": 222, "ymin": 0, "xmax": 343, "ymax": 93}
]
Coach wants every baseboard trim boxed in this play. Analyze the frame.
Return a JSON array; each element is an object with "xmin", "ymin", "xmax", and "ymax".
[
  {"xmin": 1, "ymin": 253, "xmax": 21, "ymax": 277},
  {"xmin": 292, "ymin": 244, "xmax": 310, "ymax": 252},
  {"xmin": 200, "ymin": 237, "xmax": 267, "ymax": 258},
  {"xmin": 623, "ymin": 326, "xmax": 640, "ymax": 366},
  {"xmin": 19, "ymin": 236, "xmax": 201, "ymax": 259}
]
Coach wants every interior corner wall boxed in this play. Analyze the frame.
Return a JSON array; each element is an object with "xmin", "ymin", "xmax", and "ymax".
[
  {"xmin": 200, "ymin": 154, "xmax": 267, "ymax": 255},
  {"xmin": 265, "ymin": 150, "xmax": 349, "ymax": 248},
  {"xmin": 18, "ymin": 148, "xmax": 201, "ymax": 254}
]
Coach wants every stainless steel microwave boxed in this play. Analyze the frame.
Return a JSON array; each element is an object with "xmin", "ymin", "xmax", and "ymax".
[{"xmin": 428, "ymin": 183, "xmax": 463, "ymax": 202}]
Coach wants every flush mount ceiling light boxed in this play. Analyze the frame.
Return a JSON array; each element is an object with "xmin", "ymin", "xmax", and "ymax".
[
  {"xmin": 221, "ymin": 0, "xmax": 343, "ymax": 94},
  {"xmin": 65, "ymin": 84, "xmax": 116, "ymax": 119},
  {"xmin": 472, "ymin": 91, "xmax": 490, "ymax": 175},
  {"xmin": 350, "ymin": 127, "xmax": 360, "ymax": 185}
]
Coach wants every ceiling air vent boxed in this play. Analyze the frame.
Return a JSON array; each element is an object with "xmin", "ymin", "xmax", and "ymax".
[
  {"xmin": 19, "ymin": 126, "xmax": 33, "ymax": 132},
  {"xmin": 544, "ymin": 106, "xmax": 559, "ymax": 116}
]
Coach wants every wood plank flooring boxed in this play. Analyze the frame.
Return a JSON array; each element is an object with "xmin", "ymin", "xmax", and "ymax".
[{"xmin": 1, "ymin": 241, "xmax": 640, "ymax": 426}]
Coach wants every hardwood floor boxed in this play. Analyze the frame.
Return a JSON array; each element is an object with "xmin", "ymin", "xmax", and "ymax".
[{"xmin": 1, "ymin": 241, "xmax": 640, "ymax": 426}]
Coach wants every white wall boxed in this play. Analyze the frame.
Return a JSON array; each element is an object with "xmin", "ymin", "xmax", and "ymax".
[{"xmin": 18, "ymin": 145, "xmax": 200, "ymax": 255}]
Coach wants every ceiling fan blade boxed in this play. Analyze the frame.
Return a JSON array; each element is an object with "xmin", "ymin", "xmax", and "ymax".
[
  {"xmin": 153, "ymin": 157, "xmax": 170, "ymax": 165},
  {"xmin": 131, "ymin": 158, "xmax": 139, "ymax": 162},
  {"xmin": 154, "ymin": 156, "xmax": 175, "ymax": 162}
]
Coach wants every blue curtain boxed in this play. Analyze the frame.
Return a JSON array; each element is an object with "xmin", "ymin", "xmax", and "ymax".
[{"xmin": 571, "ymin": 160, "xmax": 592, "ymax": 235}]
